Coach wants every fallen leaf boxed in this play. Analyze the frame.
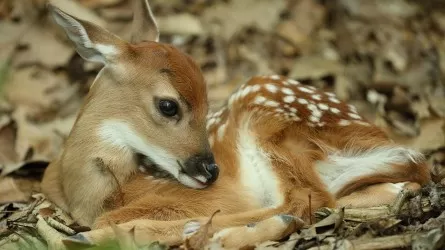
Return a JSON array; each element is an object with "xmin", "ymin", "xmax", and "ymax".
[
  {"xmin": 183, "ymin": 210, "xmax": 220, "ymax": 250},
  {"xmin": 412, "ymin": 226, "xmax": 445, "ymax": 250},
  {"xmin": 202, "ymin": 0, "xmax": 286, "ymax": 40},
  {"xmin": 13, "ymin": 26, "xmax": 74, "ymax": 69},
  {"xmin": 78, "ymin": 0, "xmax": 125, "ymax": 9},
  {"xmin": 0, "ymin": 177, "xmax": 28, "ymax": 203}
]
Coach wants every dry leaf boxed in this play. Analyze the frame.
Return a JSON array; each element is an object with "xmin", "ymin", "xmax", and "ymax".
[
  {"xmin": 202, "ymin": 0, "xmax": 286, "ymax": 40},
  {"xmin": 78, "ymin": 0, "xmax": 125, "ymax": 9},
  {"xmin": 13, "ymin": 26, "xmax": 74, "ymax": 69},
  {"xmin": 0, "ymin": 177, "xmax": 28, "ymax": 203},
  {"xmin": 0, "ymin": 119, "xmax": 18, "ymax": 166},
  {"xmin": 412, "ymin": 226, "xmax": 445, "ymax": 250},
  {"xmin": 183, "ymin": 210, "xmax": 220, "ymax": 250}
]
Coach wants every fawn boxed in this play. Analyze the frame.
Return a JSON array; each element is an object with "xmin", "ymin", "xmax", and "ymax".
[{"xmin": 41, "ymin": 0, "xmax": 431, "ymax": 247}]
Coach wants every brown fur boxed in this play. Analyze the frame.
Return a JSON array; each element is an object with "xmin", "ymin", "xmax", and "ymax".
[{"xmin": 41, "ymin": 1, "xmax": 432, "ymax": 247}]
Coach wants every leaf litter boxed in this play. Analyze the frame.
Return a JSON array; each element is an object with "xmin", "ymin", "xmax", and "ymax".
[{"xmin": 1, "ymin": 0, "xmax": 445, "ymax": 249}]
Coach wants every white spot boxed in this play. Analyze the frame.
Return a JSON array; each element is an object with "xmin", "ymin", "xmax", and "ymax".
[
  {"xmin": 311, "ymin": 94, "xmax": 322, "ymax": 101},
  {"xmin": 318, "ymin": 103, "xmax": 329, "ymax": 110},
  {"xmin": 330, "ymin": 107, "xmax": 340, "ymax": 114},
  {"xmin": 213, "ymin": 108, "xmax": 225, "ymax": 117},
  {"xmin": 348, "ymin": 104, "xmax": 358, "ymax": 113},
  {"xmin": 289, "ymin": 107, "xmax": 298, "ymax": 113},
  {"xmin": 270, "ymin": 75, "xmax": 280, "ymax": 80},
  {"xmin": 298, "ymin": 86, "xmax": 314, "ymax": 93},
  {"xmin": 286, "ymin": 79, "xmax": 300, "ymax": 85},
  {"xmin": 217, "ymin": 122, "xmax": 227, "ymax": 141},
  {"xmin": 298, "ymin": 98, "xmax": 309, "ymax": 104},
  {"xmin": 354, "ymin": 120, "xmax": 371, "ymax": 126},
  {"xmin": 281, "ymin": 88, "xmax": 294, "ymax": 95},
  {"xmin": 325, "ymin": 92, "xmax": 336, "ymax": 97},
  {"xmin": 307, "ymin": 104, "xmax": 318, "ymax": 111},
  {"xmin": 329, "ymin": 97, "xmax": 341, "ymax": 103},
  {"xmin": 309, "ymin": 116, "xmax": 320, "ymax": 122},
  {"xmin": 307, "ymin": 122, "xmax": 316, "ymax": 127},
  {"xmin": 265, "ymin": 84, "xmax": 278, "ymax": 93},
  {"xmin": 264, "ymin": 100, "xmax": 280, "ymax": 107},
  {"xmin": 348, "ymin": 113, "xmax": 362, "ymax": 120},
  {"xmin": 338, "ymin": 119, "xmax": 351, "ymax": 126},
  {"xmin": 275, "ymin": 108, "xmax": 285, "ymax": 113},
  {"xmin": 206, "ymin": 117, "xmax": 216, "ymax": 130},
  {"xmin": 252, "ymin": 85, "xmax": 261, "ymax": 92},
  {"xmin": 312, "ymin": 109, "xmax": 322, "ymax": 118},
  {"xmin": 283, "ymin": 95, "xmax": 296, "ymax": 103},
  {"xmin": 254, "ymin": 96, "xmax": 267, "ymax": 104},
  {"xmin": 316, "ymin": 147, "xmax": 425, "ymax": 195},
  {"xmin": 240, "ymin": 86, "xmax": 253, "ymax": 98},
  {"xmin": 292, "ymin": 116, "xmax": 301, "ymax": 121},
  {"xmin": 317, "ymin": 122, "xmax": 326, "ymax": 127}
]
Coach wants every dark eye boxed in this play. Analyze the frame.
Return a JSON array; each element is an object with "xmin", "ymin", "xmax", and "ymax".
[{"xmin": 158, "ymin": 99, "xmax": 178, "ymax": 117}]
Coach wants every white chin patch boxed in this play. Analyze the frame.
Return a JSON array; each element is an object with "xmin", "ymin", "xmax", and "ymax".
[{"xmin": 177, "ymin": 173, "xmax": 207, "ymax": 189}]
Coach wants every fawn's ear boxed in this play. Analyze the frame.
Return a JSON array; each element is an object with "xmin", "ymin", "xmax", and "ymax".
[
  {"xmin": 130, "ymin": 0, "xmax": 160, "ymax": 43},
  {"xmin": 48, "ymin": 4, "xmax": 125, "ymax": 64}
]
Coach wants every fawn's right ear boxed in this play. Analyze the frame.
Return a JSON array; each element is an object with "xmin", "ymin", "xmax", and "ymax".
[
  {"xmin": 129, "ymin": 0, "xmax": 160, "ymax": 43},
  {"xmin": 48, "ymin": 4, "xmax": 125, "ymax": 65}
]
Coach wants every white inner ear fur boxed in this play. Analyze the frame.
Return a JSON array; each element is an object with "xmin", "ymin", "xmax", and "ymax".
[{"xmin": 50, "ymin": 7, "xmax": 117, "ymax": 64}]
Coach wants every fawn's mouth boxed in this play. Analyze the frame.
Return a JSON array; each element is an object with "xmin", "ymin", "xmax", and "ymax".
[{"xmin": 137, "ymin": 154, "xmax": 208, "ymax": 189}]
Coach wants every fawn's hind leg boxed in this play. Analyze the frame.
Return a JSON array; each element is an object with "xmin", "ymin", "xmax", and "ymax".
[
  {"xmin": 336, "ymin": 181, "xmax": 421, "ymax": 208},
  {"xmin": 317, "ymin": 124, "xmax": 431, "ymax": 205}
]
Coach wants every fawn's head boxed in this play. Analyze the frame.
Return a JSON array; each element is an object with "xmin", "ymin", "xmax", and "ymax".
[{"xmin": 48, "ymin": 0, "xmax": 218, "ymax": 189}]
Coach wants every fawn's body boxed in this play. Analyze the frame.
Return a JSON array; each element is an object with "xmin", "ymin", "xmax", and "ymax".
[{"xmin": 41, "ymin": 0, "xmax": 431, "ymax": 247}]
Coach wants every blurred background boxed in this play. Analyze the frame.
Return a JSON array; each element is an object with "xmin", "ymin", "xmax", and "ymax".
[{"xmin": 0, "ymin": 0, "xmax": 445, "ymax": 203}]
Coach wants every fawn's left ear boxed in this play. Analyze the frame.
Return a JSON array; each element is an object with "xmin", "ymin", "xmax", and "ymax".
[
  {"xmin": 48, "ymin": 4, "xmax": 126, "ymax": 65},
  {"xmin": 130, "ymin": 0, "xmax": 160, "ymax": 43}
]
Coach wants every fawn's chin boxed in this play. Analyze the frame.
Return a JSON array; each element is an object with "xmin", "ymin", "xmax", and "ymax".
[
  {"xmin": 177, "ymin": 172, "xmax": 208, "ymax": 189},
  {"xmin": 137, "ymin": 154, "xmax": 208, "ymax": 189}
]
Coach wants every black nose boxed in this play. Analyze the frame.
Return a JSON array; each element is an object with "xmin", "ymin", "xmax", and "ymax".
[
  {"xmin": 183, "ymin": 153, "xmax": 219, "ymax": 185},
  {"xmin": 205, "ymin": 163, "xmax": 219, "ymax": 184}
]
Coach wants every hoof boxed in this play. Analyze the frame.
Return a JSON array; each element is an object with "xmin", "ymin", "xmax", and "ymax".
[{"xmin": 62, "ymin": 233, "xmax": 94, "ymax": 250}]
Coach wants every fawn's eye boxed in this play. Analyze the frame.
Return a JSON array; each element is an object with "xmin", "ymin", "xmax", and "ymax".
[{"xmin": 158, "ymin": 99, "xmax": 179, "ymax": 117}]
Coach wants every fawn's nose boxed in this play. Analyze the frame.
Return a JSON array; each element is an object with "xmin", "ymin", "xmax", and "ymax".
[{"xmin": 183, "ymin": 153, "xmax": 219, "ymax": 185}]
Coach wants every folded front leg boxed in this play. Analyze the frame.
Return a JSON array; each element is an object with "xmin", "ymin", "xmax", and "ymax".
[{"xmin": 74, "ymin": 207, "xmax": 303, "ymax": 247}]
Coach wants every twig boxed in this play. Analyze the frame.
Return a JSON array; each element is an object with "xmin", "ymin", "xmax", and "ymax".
[
  {"xmin": 308, "ymin": 192, "xmax": 312, "ymax": 225},
  {"xmin": 349, "ymin": 233, "xmax": 414, "ymax": 250},
  {"xmin": 36, "ymin": 214, "xmax": 67, "ymax": 250},
  {"xmin": 45, "ymin": 217, "xmax": 75, "ymax": 236}
]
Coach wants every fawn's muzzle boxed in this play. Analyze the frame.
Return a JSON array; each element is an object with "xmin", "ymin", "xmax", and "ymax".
[{"xmin": 183, "ymin": 153, "xmax": 219, "ymax": 185}]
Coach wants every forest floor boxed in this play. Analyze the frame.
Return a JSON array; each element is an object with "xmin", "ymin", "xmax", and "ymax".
[{"xmin": 1, "ymin": 0, "xmax": 445, "ymax": 249}]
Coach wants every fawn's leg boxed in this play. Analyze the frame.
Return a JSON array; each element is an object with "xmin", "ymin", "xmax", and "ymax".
[
  {"xmin": 78, "ymin": 207, "xmax": 304, "ymax": 247},
  {"xmin": 40, "ymin": 159, "xmax": 70, "ymax": 212},
  {"xmin": 318, "ymin": 124, "xmax": 431, "ymax": 206},
  {"xmin": 336, "ymin": 181, "xmax": 421, "ymax": 208}
]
